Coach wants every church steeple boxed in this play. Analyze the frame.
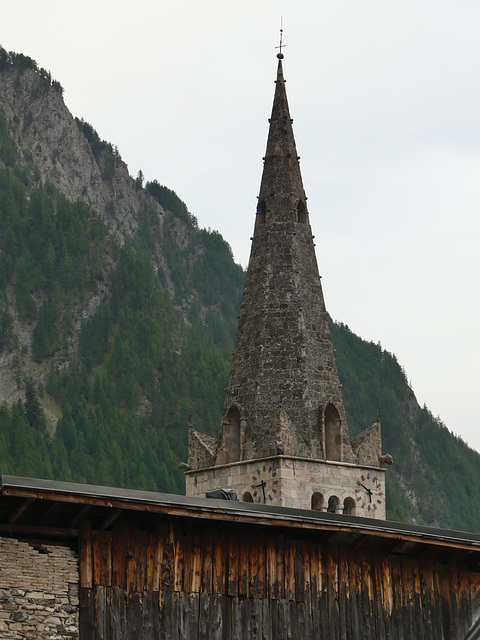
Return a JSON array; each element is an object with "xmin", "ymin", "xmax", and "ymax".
[
  {"xmin": 185, "ymin": 53, "xmax": 389, "ymax": 519},
  {"xmin": 215, "ymin": 55, "xmax": 354, "ymax": 466}
]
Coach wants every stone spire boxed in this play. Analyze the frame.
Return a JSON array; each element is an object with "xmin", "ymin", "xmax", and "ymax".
[{"xmin": 215, "ymin": 56, "xmax": 354, "ymax": 466}]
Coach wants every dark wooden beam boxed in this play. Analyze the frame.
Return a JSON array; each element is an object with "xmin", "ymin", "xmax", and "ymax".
[
  {"xmin": 40, "ymin": 500, "xmax": 62, "ymax": 523},
  {"xmin": 0, "ymin": 523, "xmax": 78, "ymax": 537},
  {"xmin": 8, "ymin": 498, "xmax": 35, "ymax": 524},
  {"xmin": 70, "ymin": 505, "xmax": 92, "ymax": 528},
  {"xmin": 100, "ymin": 508, "xmax": 122, "ymax": 530}
]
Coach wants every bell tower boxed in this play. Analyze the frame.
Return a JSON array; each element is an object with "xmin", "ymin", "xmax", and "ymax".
[{"xmin": 185, "ymin": 53, "xmax": 391, "ymax": 518}]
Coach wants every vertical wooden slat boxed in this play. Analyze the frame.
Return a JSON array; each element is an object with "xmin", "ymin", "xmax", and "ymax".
[
  {"xmin": 294, "ymin": 539, "xmax": 306, "ymax": 603},
  {"xmin": 209, "ymin": 593, "xmax": 224, "ymax": 640},
  {"xmin": 227, "ymin": 531, "xmax": 239, "ymax": 597},
  {"xmin": 79, "ymin": 520, "xmax": 93, "ymax": 589},
  {"xmin": 213, "ymin": 529, "xmax": 227, "ymax": 594},
  {"xmin": 79, "ymin": 587, "xmax": 95, "ymax": 640},
  {"xmin": 275, "ymin": 533, "xmax": 285, "ymax": 600},
  {"xmin": 238, "ymin": 534, "xmax": 249, "ymax": 597},
  {"xmin": 249, "ymin": 533, "xmax": 260, "ymax": 598},
  {"xmin": 221, "ymin": 594, "xmax": 232, "ymax": 640},
  {"xmin": 112, "ymin": 521, "xmax": 128, "ymax": 587},
  {"xmin": 198, "ymin": 592, "xmax": 210, "ymax": 639},
  {"xmin": 191, "ymin": 527, "xmax": 203, "ymax": 594},
  {"xmin": 266, "ymin": 535, "xmax": 277, "ymax": 599},
  {"xmin": 152, "ymin": 525, "xmax": 165, "ymax": 593},
  {"xmin": 136, "ymin": 530, "xmax": 148, "ymax": 593},
  {"xmin": 95, "ymin": 586, "xmax": 107, "ymax": 640},
  {"xmin": 257, "ymin": 532, "xmax": 267, "ymax": 600},
  {"xmin": 338, "ymin": 546, "xmax": 349, "ymax": 640},
  {"xmin": 93, "ymin": 530, "xmax": 112, "ymax": 587},
  {"xmin": 145, "ymin": 532, "xmax": 156, "ymax": 592},
  {"xmin": 201, "ymin": 529, "xmax": 213, "ymax": 594},
  {"xmin": 125, "ymin": 523, "xmax": 138, "ymax": 594},
  {"xmin": 183, "ymin": 530, "xmax": 194, "ymax": 594},
  {"xmin": 174, "ymin": 527, "xmax": 185, "ymax": 593},
  {"xmin": 413, "ymin": 556, "xmax": 425, "ymax": 640},
  {"xmin": 285, "ymin": 538, "xmax": 296, "ymax": 602}
]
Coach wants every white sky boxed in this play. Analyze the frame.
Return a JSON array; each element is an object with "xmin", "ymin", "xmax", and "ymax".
[{"xmin": 2, "ymin": 1, "xmax": 480, "ymax": 451}]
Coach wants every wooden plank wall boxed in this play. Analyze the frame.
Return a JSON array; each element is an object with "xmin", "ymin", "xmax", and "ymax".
[{"xmin": 78, "ymin": 519, "xmax": 480, "ymax": 640}]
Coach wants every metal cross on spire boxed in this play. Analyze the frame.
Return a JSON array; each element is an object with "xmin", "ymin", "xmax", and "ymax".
[{"xmin": 276, "ymin": 19, "xmax": 285, "ymax": 59}]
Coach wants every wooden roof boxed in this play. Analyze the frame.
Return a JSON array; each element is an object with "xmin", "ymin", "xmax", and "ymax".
[{"xmin": 1, "ymin": 475, "xmax": 479, "ymax": 570}]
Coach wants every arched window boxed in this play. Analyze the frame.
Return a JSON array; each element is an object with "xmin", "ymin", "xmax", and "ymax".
[
  {"xmin": 242, "ymin": 491, "xmax": 254, "ymax": 503},
  {"xmin": 343, "ymin": 497, "xmax": 356, "ymax": 516},
  {"xmin": 311, "ymin": 492, "xmax": 324, "ymax": 511},
  {"xmin": 296, "ymin": 199, "xmax": 307, "ymax": 223},
  {"xmin": 225, "ymin": 406, "xmax": 241, "ymax": 462},
  {"xmin": 327, "ymin": 495, "xmax": 340, "ymax": 513},
  {"xmin": 325, "ymin": 403, "xmax": 342, "ymax": 461},
  {"xmin": 257, "ymin": 199, "xmax": 266, "ymax": 224}
]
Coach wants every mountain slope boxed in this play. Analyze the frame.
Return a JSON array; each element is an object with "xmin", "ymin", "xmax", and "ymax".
[{"xmin": 0, "ymin": 46, "xmax": 478, "ymax": 532}]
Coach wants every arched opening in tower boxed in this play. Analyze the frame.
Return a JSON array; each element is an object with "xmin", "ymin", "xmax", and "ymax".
[
  {"xmin": 343, "ymin": 497, "xmax": 356, "ymax": 516},
  {"xmin": 311, "ymin": 492, "xmax": 324, "ymax": 511},
  {"xmin": 296, "ymin": 199, "xmax": 307, "ymax": 223},
  {"xmin": 327, "ymin": 495, "xmax": 340, "ymax": 513},
  {"xmin": 225, "ymin": 406, "xmax": 241, "ymax": 462},
  {"xmin": 256, "ymin": 199, "xmax": 266, "ymax": 224},
  {"xmin": 242, "ymin": 491, "xmax": 254, "ymax": 503},
  {"xmin": 324, "ymin": 403, "xmax": 342, "ymax": 461}
]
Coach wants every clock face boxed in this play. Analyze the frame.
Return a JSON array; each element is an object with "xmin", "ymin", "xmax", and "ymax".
[
  {"xmin": 356, "ymin": 473, "xmax": 383, "ymax": 511},
  {"xmin": 250, "ymin": 463, "xmax": 279, "ymax": 503}
]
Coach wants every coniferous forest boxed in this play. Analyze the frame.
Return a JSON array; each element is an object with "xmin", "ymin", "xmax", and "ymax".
[{"xmin": 0, "ymin": 46, "xmax": 479, "ymax": 533}]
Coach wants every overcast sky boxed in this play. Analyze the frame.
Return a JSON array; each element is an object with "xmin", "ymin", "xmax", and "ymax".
[{"xmin": 3, "ymin": 1, "xmax": 480, "ymax": 451}]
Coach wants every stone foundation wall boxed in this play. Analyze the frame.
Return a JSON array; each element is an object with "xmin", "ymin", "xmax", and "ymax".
[
  {"xmin": 0, "ymin": 536, "xmax": 79, "ymax": 639},
  {"xmin": 186, "ymin": 455, "xmax": 386, "ymax": 518}
]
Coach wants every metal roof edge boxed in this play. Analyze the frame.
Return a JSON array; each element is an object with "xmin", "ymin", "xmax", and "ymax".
[{"xmin": 1, "ymin": 474, "xmax": 479, "ymax": 549}]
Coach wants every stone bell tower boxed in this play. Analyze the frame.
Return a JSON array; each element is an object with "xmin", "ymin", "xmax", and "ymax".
[{"xmin": 185, "ymin": 53, "xmax": 391, "ymax": 518}]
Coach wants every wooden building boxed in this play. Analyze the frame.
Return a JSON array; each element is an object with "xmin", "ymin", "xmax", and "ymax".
[{"xmin": 1, "ymin": 474, "xmax": 480, "ymax": 639}]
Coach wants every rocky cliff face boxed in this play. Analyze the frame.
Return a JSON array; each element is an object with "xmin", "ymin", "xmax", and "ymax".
[
  {"xmin": 0, "ymin": 61, "xmax": 230, "ymax": 430},
  {"xmin": 1, "ymin": 65, "xmax": 155, "ymax": 240}
]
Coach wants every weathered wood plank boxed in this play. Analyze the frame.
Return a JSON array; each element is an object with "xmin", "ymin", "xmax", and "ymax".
[
  {"xmin": 79, "ymin": 588, "xmax": 95, "ymax": 640},
  {"xmin": 221, "ymin": 594, "xmax": 232, "ymax": 640},
  {"xmin": 227, "ymin": 531, "xmax": 239, "ymax": 597},
  {"xmin": 213, "ymin": 530, "xmax": 227, "ymax": 594},
  {"xmin": 125, "ymin": 592, "xmax": 141, "ymax": 640},
  {"xmin": 93, "ymin": 531, "xmax": 112, "ymax": 587},
  {"xmin": 198, "ymin": 592, "xmax": 210, "ymax": 639},
  {"xmin": 284, "ymin": 537, "xmax": 296, "ymax": 602},
  {"xmin": 266, "ymin": 535, "xmax": 277, "ymax": 599},
  {"xmin": 125, "ymin": 523, "xmax": 139, "ymax": 594},
  {"xmin": 275, "ymin": 533, "xmax": 285, "ymax": 600},
  {"xmin": 249, "ymin": 533, "xmax": 260, "ymax": 598},
  {"xmin": 95, "ymin": 586, "xmax": 107, "ymax": 640},
  {"xmin": 173, "ymin": 526, "xmax": 185, "ymax": 593},
  {"xmin": 79, "ymin": 521, "xmax": 93, "ymax": 589},
  {"xmin": 201, "ymin": 529, "xmax": 213, "ymax": 594},
  {"xmin": 209, "ymin": 593, "xmax": 224, "ymax": 640},
  {"xmin": 112, "ymin": 522, "xmax": 128, "ymax": 588},
  {"xmin": 338, "ymin": 546, "xmax": 349, "ymax": 640},
  {"xmin": 164, "ymin": 589, "xmax": 180, "ymax": 640},
  {"xmin": 238, "ymin": 535, "xmax": 249, "ymax": 597},
  {"xmin": 145, "ymin": 532, "xmax": 155, "ymax": 592},
  {"xmin": 110, "ymin": 586, "xmax": 126, "ymax": 640}
]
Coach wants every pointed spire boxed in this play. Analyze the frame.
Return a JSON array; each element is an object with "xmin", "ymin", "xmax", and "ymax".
[
  {"xmin": 257, "ymin": 58, "xmax": 306, "ymax": 226},
  {"xmin": 215, "ymin": 56, "xmax": 354, "ymax": 467}
]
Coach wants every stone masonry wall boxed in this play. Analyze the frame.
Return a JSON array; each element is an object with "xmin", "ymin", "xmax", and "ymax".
[
  {"xmin": 0, "ymin": 536, "xmax": 79, "ymax": 639},
  {"xmin": 186, "ymin": 455, "xmax": 386, "ymax": 519}
]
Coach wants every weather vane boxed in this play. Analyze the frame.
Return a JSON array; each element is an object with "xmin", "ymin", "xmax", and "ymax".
[{"xmin": 276, "ymin": 18, "xmax": 285, "ymax": 59}]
